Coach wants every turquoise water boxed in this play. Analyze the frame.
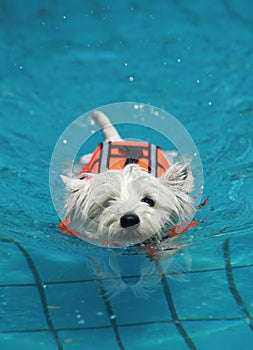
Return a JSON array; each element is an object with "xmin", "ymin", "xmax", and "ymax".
[{"xmin": 0, "ymin": 0, "xmax": 253, "ymax": 349}]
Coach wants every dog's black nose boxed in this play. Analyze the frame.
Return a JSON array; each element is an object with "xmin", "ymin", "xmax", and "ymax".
[{"xmin": 120, "ymin": 214, "xmax": 140, "ymax": 228}]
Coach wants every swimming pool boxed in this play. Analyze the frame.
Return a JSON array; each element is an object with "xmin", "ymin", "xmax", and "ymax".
[{"xmin": 0, "ymin": 0, "xmax": 252, "ymax": 349}]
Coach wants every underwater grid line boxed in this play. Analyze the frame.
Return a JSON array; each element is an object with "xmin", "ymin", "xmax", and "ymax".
[
  {"xmin": 0, "ymin": 315, "xmax": 246, "ymax": 334},
  {"xmin": 0, "ymin": 237, "xmax": 64, "ymax": 350},
  {"xmin": 89, "ymin": 257, "xmax": 126, "ymax": 350},
  {"xmin": 223, "ymin": 238, "xmax": 253, "ymax": 332},
  {"xmin": 155, "ymin": 261, "xmax": 197, "ymax": 350},
  {"xmin": 1, "ymin": 237, "xmax": 253, "ymax": 345},
  {"xmin": 1, "ymin": 263, "xmax": 253, "ymax": 288}
]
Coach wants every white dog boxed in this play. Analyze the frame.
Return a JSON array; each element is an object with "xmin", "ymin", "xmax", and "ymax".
[{"xmin": 60, "ymin": 110, "xmax": 195, "ymax": 258}]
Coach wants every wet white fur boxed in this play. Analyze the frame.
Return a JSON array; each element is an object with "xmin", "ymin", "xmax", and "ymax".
[{"xmin": 61, "ymin": 111, "xmax": 195, "ymax": 247}]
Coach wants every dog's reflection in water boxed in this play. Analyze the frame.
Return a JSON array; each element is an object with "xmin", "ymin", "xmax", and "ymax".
[{"xmin": 89, "ymin": 245, "xmax": 192, "ymax": 299}]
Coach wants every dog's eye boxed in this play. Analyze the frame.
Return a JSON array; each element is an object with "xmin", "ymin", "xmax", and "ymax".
[
  {"xmin": 103, "ymin": 198, "xmax": 115, "ymax": 208},
  {"xmin": 141, "ymin": 196, "xmax": 155, "ymax": 207}
]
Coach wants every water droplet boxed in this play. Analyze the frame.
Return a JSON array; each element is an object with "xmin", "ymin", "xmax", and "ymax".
[
  {"xmin": 96, "ymin": 311, "xmax": 104, "ymax": 316},
  {"xmin": 78, "ymin": 319, "xmax": 85, "ymax": 325}
]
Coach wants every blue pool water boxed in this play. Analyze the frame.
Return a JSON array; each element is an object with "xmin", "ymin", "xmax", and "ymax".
[{"xmin": 0, "ymin": 0, "xmax": 253, "ymax": 349}]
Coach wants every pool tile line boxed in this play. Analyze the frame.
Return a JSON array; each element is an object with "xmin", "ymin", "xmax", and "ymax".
[
  {"xmin": 89, "ymin": 257, "xmax": 126, "ymax": 350},
  {"xmin": 223, "ymin": 238, "xmax": 253, "ymax": 332},
  {"xmin": 0, "ymin": 316, "xmax": 247, "ymax": 335},
  {"xmin": 1, "ymin": 236, "xmax": 253, "ymax": 348},
  {"xmin": 1, "ymin": 263, "xmax": 252, "ymax": 288},
  {"xmin": 155, "ymin": 261, "xmax": 197, "ymax": 350},
  {"xmin": 0, "ymin": 237, "xmax": 64, "ymax": 350}
]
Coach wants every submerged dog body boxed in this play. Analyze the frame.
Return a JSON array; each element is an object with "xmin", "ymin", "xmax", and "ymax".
[{"xmin": 61, "ymin": 111, "xmax": 195, "ymax": 249}]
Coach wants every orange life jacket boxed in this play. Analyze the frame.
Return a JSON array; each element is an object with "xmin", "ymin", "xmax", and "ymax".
[
  {"xmin": 79, "ymin": 141, "xmax": 170, "ymax": 178},
  {"xmin": 59, "ymin": 138, "xmax": 209, "ymax": 249}
]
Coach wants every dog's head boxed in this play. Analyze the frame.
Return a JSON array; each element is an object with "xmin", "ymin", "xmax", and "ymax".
[{"xmin": 61, "ymin": 163, "xmax": 194, "ymax": 246}]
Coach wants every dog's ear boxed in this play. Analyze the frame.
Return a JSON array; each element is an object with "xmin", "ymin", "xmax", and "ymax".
[
  {"xmin": 161, "ymin": 163, "xmax": 194, "ymax": 193},
  {"xmin": 60, "ymin": 175, "xmax": 87, "ymax": 193}
]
